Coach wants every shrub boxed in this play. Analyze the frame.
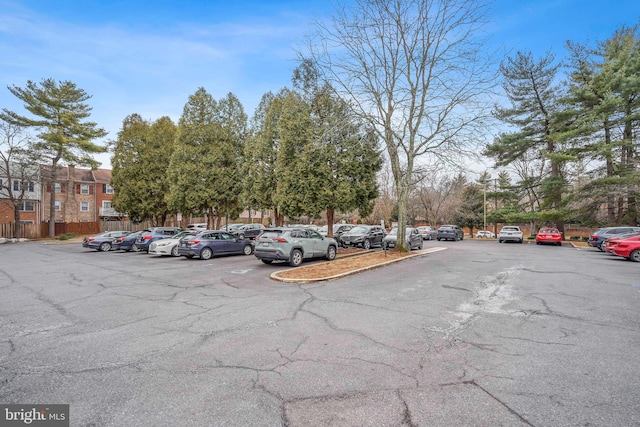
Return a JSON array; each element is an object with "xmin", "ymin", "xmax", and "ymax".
[
  {"xmin": 56, "ymin": 232, "xmax": 76, "ymax": 241},
  {"xmin": 569, "ymin": 236, "xmax": 581, "ymax": 241},
  {"xmin": 527, "ymin": 235, "xmax": 535, "ymax": 240}
]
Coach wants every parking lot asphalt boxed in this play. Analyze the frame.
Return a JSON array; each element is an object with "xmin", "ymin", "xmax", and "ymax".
[{"xmin": 1, "ymin": 239, "xmax": 639, "ymax": 426}]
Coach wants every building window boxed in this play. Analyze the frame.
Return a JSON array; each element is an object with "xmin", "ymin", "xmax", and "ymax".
[
  {"xmin": 19, "ymin": 201, "xmax": 34, "ymax": 212},
  {"xmin": 54, "ymin": 183, "xmax": 61, "ymax": 193},
  {"xmin": 80, "ymin": 201, "xmax": 89, "ymax": 212},
  {"xmin": 54, "ymin": 200, "xmax": 61, "ymax": 211},
  {"xmin": 80, "ymin": 184, "xmax": 89, "ymax": 195},
  {"xmin": 19, "ymin": 220, "xmax": 34, "ymax": 224},
  {"xmin": 14, "ymin": 181, "xmax": 34, "ymax": 192},
  {"xmin": 103, "ymin": 184, "xmax": 114, "ymax": 194}
]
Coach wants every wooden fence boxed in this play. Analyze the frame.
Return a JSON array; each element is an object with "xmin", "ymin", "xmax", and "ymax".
[{"xmin": 0, "ymin": 223, "xmax": 40, "ymax": 239}]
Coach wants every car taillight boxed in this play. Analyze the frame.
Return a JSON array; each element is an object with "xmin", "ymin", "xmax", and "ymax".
[
  {"xmin": 88, "ymin": 237, "xmax": 95, "ymax": 242},
  {"xmin": 117, "ymin": 237, "xmax": 124, "ymax": 242},
  {"xmin": 272, "ymin": 238, "xmax": 288, "ymax": 243},
  {"xmin": 591, "ymin": 234, "xmax": 598, "ymax": 239},
  {"xmin": 191, "ymin": 240, "xmax": 200, "ymax": 245},
  {"xmin": 144, "ymin": 235, "xmax": 152, "ymax": 240}
]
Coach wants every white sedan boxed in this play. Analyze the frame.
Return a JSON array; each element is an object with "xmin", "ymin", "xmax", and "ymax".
[
  {"xmin": 475, "ymin": 230, "xmax": 495, "ymax": 238},
  {"xmin": 148, "ymin": 230, "xmax": 198, "ymax": 256}
]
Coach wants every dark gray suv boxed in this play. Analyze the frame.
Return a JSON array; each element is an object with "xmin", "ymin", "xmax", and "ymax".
[{"xmin": 339, "ymin": 225, "xmax": 386, "ymax": 249}]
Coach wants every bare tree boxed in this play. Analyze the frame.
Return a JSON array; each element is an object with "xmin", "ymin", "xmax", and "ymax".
[
  {"xmin": 308, "ymin": 0, "xmax": 496, "ymax": 249},
  {"xmin": 0, "ymin": 120, "xmax": 42, "ymax": 238}
]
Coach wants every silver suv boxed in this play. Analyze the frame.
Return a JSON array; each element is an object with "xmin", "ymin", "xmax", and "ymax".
[{"xmin": 254, "ymin": 227, "xmax": 338, "ymax": 267}]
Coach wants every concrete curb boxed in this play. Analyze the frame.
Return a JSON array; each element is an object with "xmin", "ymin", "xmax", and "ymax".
[{"xmin": 271, "ymin": 247, "xmax": 448, "ymax": 283}]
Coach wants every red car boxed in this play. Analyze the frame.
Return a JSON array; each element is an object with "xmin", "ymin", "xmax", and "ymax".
[
  {"xmin": 611, "ymin": 235, "xmax": 640, "ymax": 262},
  {"xmin": 604, "ymin": 232, "xmax": 640, "ymax": 253},
  {"xmin": 535, "ymin": 227, "xmax": 562, "ymax": 246}
]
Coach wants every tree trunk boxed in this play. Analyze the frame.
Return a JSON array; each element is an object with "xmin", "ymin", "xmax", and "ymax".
[
  {"xmin": 326, "ymin": 208, "xmax": 335, "ymax": 237},
  {"xmin": 48, "ymin": 161, "xmax": 58, "ymax": 238},
  {"xmin": 13, "ymin": 201, "xmax": 21, "ymax": 239}
]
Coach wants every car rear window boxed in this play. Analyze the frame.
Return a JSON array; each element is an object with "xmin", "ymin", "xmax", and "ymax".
[{"xmin": 260, "ymin": 230, "xmax": 285, "ymax": 239}]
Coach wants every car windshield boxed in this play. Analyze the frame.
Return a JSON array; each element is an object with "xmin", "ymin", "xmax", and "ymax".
[
  {"xmin": 349, "ymin": 226, "xmax": 369, "ymax": 234},
  {"xmin": 388, "ymin": 228, "xmax": 398, "ymax": 235},
  {"xmin": 502, "ymin": 227, "xmax": 518, "ymax": 231},
  {"xmin": 539, "ymin": 228, "xmax": 557, "ymax": 233},
  {"xmin": 172, "ymin": 231, "xmax": 194, "ymax": 239}
]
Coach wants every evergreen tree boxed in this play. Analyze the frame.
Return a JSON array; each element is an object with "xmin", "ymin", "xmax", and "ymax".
[
  {"xmin": 485, "ymin": 51, "xmax": 570, "ymax": 234},
  {"xmin": 167, "ymin": 88, "xmax": 240, "ymax": 228},
  {"xmin": 111, "ymin": 115, "xmax": 177, "ymax": 224},
  {"xmin": 1, "ymin": 78, "xmax": 106, "ymax": 237}
]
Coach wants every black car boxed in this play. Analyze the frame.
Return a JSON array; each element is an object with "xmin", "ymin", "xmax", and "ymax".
[
  {"xmin": 115, "ymin": 230, "xmax": 144, "ymax": 252},
  {"xmin": 339, "ymin": 225, "xmax": 386, "ymax": 249},
  {"xmin": 436, "ymin": 225, "xmax": 464, "ymax": 241},
  {"xmin": 135, "ymin": 227, "xmax": 183, "ymax": 252},
  {"xmin": 587, "ymin": 226, "xmax": 640, "ymax": 251},
  {"xmin": 319, "ymin": 224, "xmax": 354, "ymax": 239},
  {"xmin": 82, "ymin": 230, "xmax": 131, "ymax": 252},
  {"xmin": 177, "ymin": 230, "xmax": 254, "ymax": 260}
]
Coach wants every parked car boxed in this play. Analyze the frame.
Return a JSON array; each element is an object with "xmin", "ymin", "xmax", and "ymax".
[
  {"xmin": 604, "ymin": 231, "xmax": 640, "ymax": 254},
  {"xmin": 382, "ymin": 227, "xmax": 423, "ymax": 250},
  {"xmin": 417, "ymin": 226, "xmax": 438, "ymax": 240},
  {"xmin": 177, "ymin": 230, "xmax": 254, "ymax": 260},
  {"xmin": 339, "ymin": 225, "xmax": 386, "ymax": 249},
  {"xmin": 498, "ymin": 226, "xmax": 523, "ymax": 243},
  {"xmin": 220, "ymin": 223, "xmax": 243, "ymax": 232},
  {"xmin": 535, "ymin": 227, "xmax": 562, "ymax": 246},
  {"xmin": 587, "ymin": 226, "xmax": 640, "ymax": 251},
  {"xmin": 115, "ymin": 230, "xmax": 144, "ymax": 252},
  {"xmin": 82, "ymin": 230, "xmax": 131, "ymax": 252},
  {"xmin": 475, "ymin": 230, "xmax": 495, "ymax": 239},
  {"xmin": 186, "ymin": 223, "xmax": 208, "ymax": 231},
  {"xmin": 610, "ymin": 235, "xmax": 640, "ymax": 262},
  {"xmin": 136, "ymin": 227, "xmax": 183, "ymax": 252},
  {"xmin": 436, "ymin": 225, "xmax": 464, "ymax": 241},
  {"xmin": 232, "ymin": 223, "xmax": 265, "ymax": 240},
  {"xmin": 318, "ymin": 224, "xmax": 354, "ymax": 239},
  {"xmin": 254, "ymin": 227, "xmax": 338, "ymax": 267},
  {"xmin": 148, "ymin": 230, "xmax": 198, "ymax": 257}
]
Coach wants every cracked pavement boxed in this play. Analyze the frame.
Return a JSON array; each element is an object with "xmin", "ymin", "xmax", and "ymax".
[{"xmin": 1, "ymin": 240, "xmax": 639, "ymax": 426}]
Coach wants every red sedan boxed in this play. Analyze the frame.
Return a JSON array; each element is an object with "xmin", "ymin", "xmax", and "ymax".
[
  {"xmin": 611, "ymin": 235, "xmax": 640, "ymax": 262},
  {"xmin": 535, "ymin": 228, "xmax": 562, "ymax": 246}
]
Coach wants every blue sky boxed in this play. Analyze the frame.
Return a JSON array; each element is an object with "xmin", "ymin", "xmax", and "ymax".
[{"xmin": 1, "ymin": 0, "xmax": 639, "ymax": 169}]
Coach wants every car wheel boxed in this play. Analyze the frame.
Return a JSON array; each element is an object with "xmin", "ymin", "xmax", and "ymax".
[
  {"xmin": 200, "ymin": 247, "xmax": 213, "ymax": 260},
  {"xmin": 598, "ymin": 241, "xmax": 606, "ymax": 252},
  {"xmin": 519, "ymin": 239, "xmax": 523, "ymax": 244},
  {"xmin": 186, "ymin": 254, "xmax": 194, "ymax": 259},
  {"xmin": 498, "ymin": 239, "xmax": 502, "ymax": 243},
  {"xmin": 171, "ymin": 245, "xmax": 179, "ymax": 257},
  {"xmin": 261, "ymin": 259, "xmax": 273, "ymax": 264},
  {"xmin": 238, "ymin": 233, "xmax": 245, "ymax": 240},
  {"xmin": 418, "ymin": 241, "xmax": 423, "ymax": 250},
  {"xmin": 243, "ymin": 244, "xmax": 253, "ymax": 255},
  {"xmin": 363, "ymin": 239, "xmax": 371, "ymax": 250},
  {"xmin": 630, "ymin": 250, "xmax": 640, "ymax": 262},
  {"xmin": 289, "ymin": 249, "xmax": 303, "ymax": 267},
  {"xmin": 437, "ymin": 238, "xmax": 441, "ymax": 241},
  {"xmin": 326, "ymin": 245, "xmax": 337, "ymax": 261},
  {"xmin": 130, "ymin": 243, "xmax": 140, "ymax": 252},
  {"xmin": 99, "ymin": 242, "xmax": 111, "ymax": 252}
]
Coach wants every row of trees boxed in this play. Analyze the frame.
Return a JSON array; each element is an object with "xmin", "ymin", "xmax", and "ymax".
[
  {"xmin": 2, "ymin": 1, "xmax": 637, "ymax": 246},
  {"xmin": 110, "ymin": 61, "xmax": 382, "ymax": 234},
  {"xmin": 484, "ymin": 24, "xmax": 640, "ymax": 234}
]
